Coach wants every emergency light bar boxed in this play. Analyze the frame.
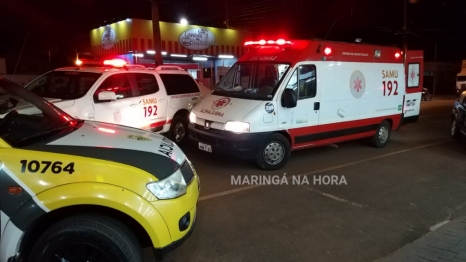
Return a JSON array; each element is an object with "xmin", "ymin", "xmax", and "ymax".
[
  {"xmin": 244, "ymin": 39, "xmax": 292, "ymax": 47},
  {"xmin": 103, "ymin": 59, "xmax": 127, "ymax": 67}
]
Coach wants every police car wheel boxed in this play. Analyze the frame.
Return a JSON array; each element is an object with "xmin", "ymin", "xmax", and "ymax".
[
  {"xmin": 256, "ymin": 133, "xmax": 291, "ymax": 170},
  {"xmin": 370, "ymin": 120, "xmax": 391, "ymax": 148},
  {"xmin": 451, "ymin": 119, "xmax": 462, "ymax": 139},
  {"xmin": 169, "ymin": 115, "xmax": 188, "ymax": 145},
  {"xmin": 29, "ymin": 215, "xmax": 142, "ymax": 262}
]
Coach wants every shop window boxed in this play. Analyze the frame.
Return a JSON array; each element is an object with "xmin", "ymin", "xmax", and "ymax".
[
  {"xmin": 134, "ymin": 73, "xmax": 159, "ymax": 96},
  {"xmin": 159, "ymin": 74, "xmax": 200, "ymax": 95},
  {"xmin": 94, "ymin": 74, "xmax": 132, "ymax": 102}
]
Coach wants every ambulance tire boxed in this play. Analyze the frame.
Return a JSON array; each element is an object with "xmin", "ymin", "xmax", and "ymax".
[
  {"xmin": 370, "ymin": 120, "xmax": 391, "ymax": 148},
  {"xmin": 169, "ymin": 115, "xmax": 189, "ymax": 145},
  {"xmin": 29, "ymin": 214, "xmax": 142, "ymax": 262},
  {"xmin": 256, "ymin": 133, "xmax": 291, "ymax": 170}
]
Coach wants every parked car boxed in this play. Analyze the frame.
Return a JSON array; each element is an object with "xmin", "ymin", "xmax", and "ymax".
[
  {"xmin": 451, "ymin": 90, "xmax": 466, "ymax": 139},
  {"xmin": 24, "ymin": 59, "xmax": 202, "ymax": 144}
]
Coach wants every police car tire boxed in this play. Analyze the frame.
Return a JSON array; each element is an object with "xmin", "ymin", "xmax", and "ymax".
[
  {"xmin": 370, "ymin": 120, "xmax": 391, "ymax": 148},
  {"xmin": 451, "ymin": 119, "xmax": 462, "ymax": 139},
  {"xmin": 256, "ymin": 133, "xmax": 291, "ymax": 170},
  {"xmin": 29, "ymin": 214, "xmax": 142, "ymax": 262},
  {"xmin": 169, "ymin": 115, "xmax": 188, "ymax": 145}
]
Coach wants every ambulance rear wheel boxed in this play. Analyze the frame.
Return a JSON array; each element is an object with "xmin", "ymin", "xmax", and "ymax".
[
  {"xmin": 256, "ymin": 133, "xmax": 291, "ymax": 170},
  {"xmin": 169, "ymin": 115, "xmax": 188, "ymax": 145},
  {"xmin": 370, "ymin": 120, "xmax": 391, "ymax": 148},
  {"xmin": 29, "ymin": 215, "xmax": 142, "ymax": 262}
]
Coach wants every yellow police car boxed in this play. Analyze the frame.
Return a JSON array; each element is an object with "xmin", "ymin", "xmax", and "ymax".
[{"xmin": 0, "ymin": 77, "xmax": 199, "ymax": 262}]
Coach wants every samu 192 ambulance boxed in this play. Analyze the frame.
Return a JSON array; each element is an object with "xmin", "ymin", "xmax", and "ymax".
[
  {"xmin": 188, "ymin": 39, "xmax": 423, "ymax": 170},
  {"xmin": 0, "ymin": 77, "xmax": 199, "ymax": 262}
]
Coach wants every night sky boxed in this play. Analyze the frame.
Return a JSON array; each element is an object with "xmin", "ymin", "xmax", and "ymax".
[{"xmin": 1, "ymin": 0, "xmax": 466, "ymax": 73}]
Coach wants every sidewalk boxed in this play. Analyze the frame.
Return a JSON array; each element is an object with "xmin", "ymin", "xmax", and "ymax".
[{"xmin": 376, "ymin": 216, "xmax": 466, "ymax": 262}]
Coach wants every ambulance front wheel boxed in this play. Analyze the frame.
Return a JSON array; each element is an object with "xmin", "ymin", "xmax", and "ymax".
[
  {"xmin": 371, "ymin": 120, "xmax": 391, "ymax": 148},
  {"xmin": 29, "ymin": 214, "xmax": 142, "ymax": 262},
  {"xmin": 256, "ymin": 133, "xmax": 291, "ymax": 170}
]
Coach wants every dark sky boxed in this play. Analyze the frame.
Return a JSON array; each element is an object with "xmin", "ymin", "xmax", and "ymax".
[{"xmin": 1, "ymin": 0, "xmax": 466, "ymax": 73}]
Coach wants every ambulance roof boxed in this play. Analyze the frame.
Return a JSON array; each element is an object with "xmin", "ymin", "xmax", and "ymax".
[{"xmin": 239, "ymin": 39, "xmax": 403, "ymax": 65}]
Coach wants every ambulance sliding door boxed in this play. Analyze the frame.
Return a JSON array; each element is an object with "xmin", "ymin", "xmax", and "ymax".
[{"xmin": 403, "ymin": 50, "xmax": 424, "ymax": 124}]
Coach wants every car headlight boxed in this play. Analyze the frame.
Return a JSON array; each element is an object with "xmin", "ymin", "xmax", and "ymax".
[
  {"xmin": 224, "ymin": 121, "xmax": 250, "ymax": 133},
  {"xmin": 147, "ymin": 169, "xmax": 186, "ymax": 200},
  {"xmin": 189, "ymin": 112, "xmax": 197, "ymax": 124}
]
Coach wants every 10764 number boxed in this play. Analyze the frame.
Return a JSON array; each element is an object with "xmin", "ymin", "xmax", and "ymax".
[{"xmin": 20, "ymin": 160, "xmax": 75, "ymax": 174}]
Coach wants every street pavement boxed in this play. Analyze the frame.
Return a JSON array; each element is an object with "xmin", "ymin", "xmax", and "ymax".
[{"xmin": 144, "ymin": 98, "xmax": 466, "ymax": 262}]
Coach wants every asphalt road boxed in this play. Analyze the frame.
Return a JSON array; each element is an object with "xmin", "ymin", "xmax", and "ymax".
[{"xmin": 146, "ymin": 97, "xmax": 466, "ymax": 262}]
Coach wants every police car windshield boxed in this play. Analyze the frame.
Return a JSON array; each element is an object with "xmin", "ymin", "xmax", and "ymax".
[
  {"xmin": 0, "ymin": 77, "xmax": 79, "ymax": 147},
  {"xmin": 213, "ymin": 62, "xmax": 290, "ymax": 100},
  {"xmin": 25, "ymin": 71, "xmax": 101, "ymax": 100}
]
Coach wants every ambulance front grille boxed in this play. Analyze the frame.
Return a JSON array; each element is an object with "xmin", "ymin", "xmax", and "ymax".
[{"xmin": 180, "ymin": 160, "xmax": 195, "ymax": 184}]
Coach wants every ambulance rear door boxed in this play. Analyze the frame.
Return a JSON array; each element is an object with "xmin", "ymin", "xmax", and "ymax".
[{"xmin": 403, "ymin": 50, "xmax": 423, "ymax": 124}]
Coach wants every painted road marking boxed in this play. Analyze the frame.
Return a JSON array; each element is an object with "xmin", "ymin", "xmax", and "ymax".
[
  {"xmin": 299, "ymin": 186, "xmax": 364, "ymax": 208},
  {"xmin": 199, "ymin": 139, "xmax": 451, "ymax": 202}
]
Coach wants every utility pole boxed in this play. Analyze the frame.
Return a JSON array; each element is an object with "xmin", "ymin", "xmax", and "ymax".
[
  {"xmin": 402, "ymin": 0, "xmax": 408, "ymax": 64},
  {"xmin": 433, "ymin": 41, "xmax": 438, "ymax": 95},
  {"xmin": 224, "ymin": 0, "xmax": 229, "ymax": 29},
  {"xmin": 149, "ymin": 0, "xmax": 163, "ymax": 66}
]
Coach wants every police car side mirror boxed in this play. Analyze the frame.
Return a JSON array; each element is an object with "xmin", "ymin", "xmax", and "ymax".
[
  {"xmin": 282, "ymin": 89, "xmax": 297, "ymax": 108},
  {"xmin": 98, "ymin": 91, "xmax": 117, "ymax": 101}
]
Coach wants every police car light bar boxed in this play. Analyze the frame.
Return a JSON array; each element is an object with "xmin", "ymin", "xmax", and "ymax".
[
  {"xmin": 244, "ymin": 39, "xmax": 292, "ymax": 47},
  {"xmin": 103, "ymin": 59, "xmax": 127, "ymax": 67}
]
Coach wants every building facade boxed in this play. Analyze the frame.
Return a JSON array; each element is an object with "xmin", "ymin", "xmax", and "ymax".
[{"xmin": 89, "ymin": 18, "xmax": 252, "ymax": 88}]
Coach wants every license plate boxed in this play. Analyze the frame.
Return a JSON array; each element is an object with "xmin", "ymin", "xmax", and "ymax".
[{"xmin": 198, "ymin": 142, "xmax": 212, "ymax": 153}]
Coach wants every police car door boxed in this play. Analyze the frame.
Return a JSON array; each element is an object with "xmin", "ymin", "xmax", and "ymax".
[
  {"xmin": 91, "ymin": 73, "xmax": 141, "ymax": 128},
  {"xmin": 134, "ymin": 73, "xmax": 167, "ymax": 132},
  {"xmin": 278, "ymin": 64, "xmax": 320, "ymax": 145}
]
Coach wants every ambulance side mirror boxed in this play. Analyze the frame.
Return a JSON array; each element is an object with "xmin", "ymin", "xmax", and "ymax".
[
  {"xmin": 98, "ymin": 91, "xmax": 117, "ymax": 101},
  {"xmin": 282, "ymin": 89, "xmax": 297, "ymax": 108}
]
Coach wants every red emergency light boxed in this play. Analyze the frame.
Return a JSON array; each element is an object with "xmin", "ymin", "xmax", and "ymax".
[
  {"xmin": 103, "ymin": 58, "xmax": 127, "ymax": 67},
  {"xmin": 323, "ymin": 46, "xmax": 333, "ymax": 56},
  {"xmin": 244, "ymin": 39, "xmax": 292, "ymax": 47},
  {"xmin": 394, "ymin": 51, "xmax": 401, "ymax": 59}
]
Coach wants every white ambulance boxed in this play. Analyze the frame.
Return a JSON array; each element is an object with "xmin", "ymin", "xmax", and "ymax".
[
  {"xmin": 188, "ymin": 39, "xmax": 423, "ymax": 170},
  {"xmin": 24, "ymin": 59, "xmax": 202, "ymax": 145}
]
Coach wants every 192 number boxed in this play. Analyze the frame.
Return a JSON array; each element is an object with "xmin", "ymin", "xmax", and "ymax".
[
  {"xmin": 20, "ymin": 160, "xmax": 75, "ymax": 174},
  {"xmin": 383, "ymin": 80, "xmax": 399, "ymax": 96},
  {"xmin": 144, "ymin": 105, "xmax": 158, "ymax": 117}
]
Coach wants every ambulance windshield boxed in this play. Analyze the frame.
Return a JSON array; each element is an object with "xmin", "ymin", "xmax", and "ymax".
[{"xmin": 213, "ymin": 62, "xmax": 290, "ymax": 100}]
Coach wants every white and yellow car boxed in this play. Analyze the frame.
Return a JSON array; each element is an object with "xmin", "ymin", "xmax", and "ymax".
[{"xmin": 0, "ymin": 77, "xmax": 199, "ymax": 262}]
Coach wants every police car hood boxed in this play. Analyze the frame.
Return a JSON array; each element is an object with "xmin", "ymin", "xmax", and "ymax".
[
  {"xmin": 193, "ymin": 94, "xmax": 262, "ymax": 123},
  {"xmin": 25, "ymin": 121, "xmax": 185, "ymax": 180}
]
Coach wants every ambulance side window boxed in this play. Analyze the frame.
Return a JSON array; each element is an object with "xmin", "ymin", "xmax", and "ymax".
[
  {"xmin": 134, "ymin": 73, "xmax": 159, "ymax": 96},
  {"xmin": 298, "ymin": 65, "xmax": 317, "ymax": 99},
  {"xmin": 93, "ymin": 74, "xmax": 133, "ymax": 102}
]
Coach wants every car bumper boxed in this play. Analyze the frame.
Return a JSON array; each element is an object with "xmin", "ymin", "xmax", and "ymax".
[
  {"xmin": 153, "ymin": 209, "xmax": 197, "ymax": 261},
  {"xmin": 188, "ymin": 123, "xmax": 270, "ymax": 160}
]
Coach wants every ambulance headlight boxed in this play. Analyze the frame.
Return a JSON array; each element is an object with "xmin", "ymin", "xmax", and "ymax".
[
  {"xmin": 147, "ymin": 169, "xmax": 186, "ymax": 200},
  {"xmin": 225, "ymin": 121, "xmax": 250, "ymax": 133},
  {"xmin": 189, "ymin": 112, "xmax": 197, "ymax": 123}
]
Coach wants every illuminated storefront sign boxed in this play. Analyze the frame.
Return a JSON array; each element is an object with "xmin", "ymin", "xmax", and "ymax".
[
  {"xmin": 178, "ymin": 27, "xmax": 218, "ymax": 51},
  {"xmin": 101, "ymin": 26, "xmax": 116, "ymax": 50}
]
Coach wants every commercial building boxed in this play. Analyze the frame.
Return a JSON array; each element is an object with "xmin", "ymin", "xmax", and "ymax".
[{"xmin": 89, "ymin": 18, "xmax": 252, "ymax": 88}]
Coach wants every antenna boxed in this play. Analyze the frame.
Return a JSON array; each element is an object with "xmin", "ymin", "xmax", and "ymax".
[
  {"xmin": 11, "ymin": 32, "xmax": 29, "ymax": 82},
  {"xmin": 316, "ymin": 19, "xmax": 337, "ymax": 53}
]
